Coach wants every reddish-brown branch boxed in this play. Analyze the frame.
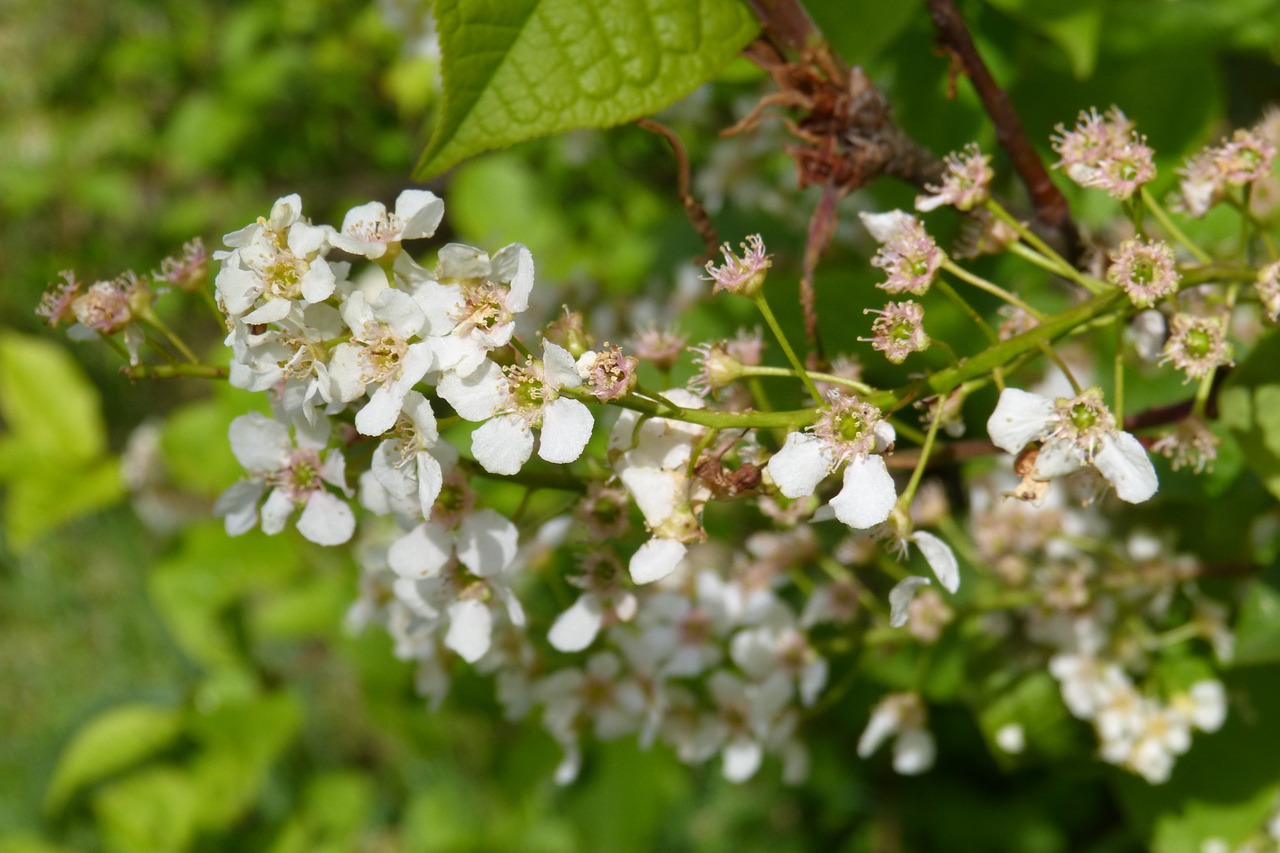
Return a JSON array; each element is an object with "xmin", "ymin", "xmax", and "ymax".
[
  {"xmin": 924, "ymin": 0, "xmax": 1080, "ymax": 259},
  {"xmin": 635, "ymin": 118, "xmax": 719, "ymax": 262}
]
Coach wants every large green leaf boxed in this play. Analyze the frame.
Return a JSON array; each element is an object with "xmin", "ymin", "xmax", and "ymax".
[
  {"xmin": 414, "ymin": 0, "xmax": 759, "ymax": 178},
  {"xmin": 44, "ymin": 704, "xmax": 185, "ymax": 813},
  {"xmin": 1218, "ymin": 331, "xmax": 1280, "ymax": 504},
  {"xmin": 0, "ymin": 333, "xmax": 123, "ymax": 549}
]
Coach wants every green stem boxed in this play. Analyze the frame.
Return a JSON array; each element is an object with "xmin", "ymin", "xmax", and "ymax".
[
  {"xmin": 738, "ymin": 364, "xmax": 874, "ymax": 395},
  {"xmin": 123, "ymin": 362, "xmax": 228, "ymax": 380},
  {"xmin": 1113, "ymin": 320, "xmax": 1126, "ymax": 425},
  {"xmin": 942, "ymin": 261, "xmax": 1046, "ymax": 319},
  {"xmin": 138, "ymin": 306, "xmax": 201, "ymax": 364},
  {"xmin": 1141, "ymin": 186, "xmax": 1212, "ymax": 264},
  {"xmin": 935, "ymin": 279, "xmax": 998, "ymax": 344},
  {"xmin": 897, "ymin": 390, "xmax": 947, "ymax": 512},
  {"xmin": 753, "ymin": 293, "xmax": 822, "ymax": 402},
  {"xmin": 986, "ymin": 199, "xmax": 1109, "ymax": 295}
]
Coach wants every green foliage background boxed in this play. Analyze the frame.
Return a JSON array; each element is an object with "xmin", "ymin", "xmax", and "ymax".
[{"xmin": 2, "ymin": 0, "xmax": 1279, "ymax": 850}]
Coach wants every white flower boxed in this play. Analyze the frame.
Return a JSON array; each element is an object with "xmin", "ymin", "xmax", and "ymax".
[
  {"xmin": 987, "ymin": 386, "xmax": 1158, "ymax": 503},
  {"xmin": 331, "ymin": 189, "xmax": 444, "ymax": 259},
  {"xmin": 766, "ymin": 394, "xmax": 897, "ymax": 529},
  {"xmin": 328, "ymin": 287, "xmax": 434, "ymax": 436},
  {"xmin": 369, "ymin": 390, "xmax": 446, "ymax": 518},
  {"xmin": 214, "ymin": 411, "xmax": 354, "ymax": 545},
  {"xmin": 857, "ymin": 692, "xmax": 935, "ymax": 775},
  {"xmin": 216, "ymin": 194, "xmax": 337, "ymax": 321},
  {"xmin": 470, "ymin": 341, "xmax": 594, "ymax": 475}
]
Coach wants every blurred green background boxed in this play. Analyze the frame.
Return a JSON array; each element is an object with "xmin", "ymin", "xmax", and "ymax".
[{"xmin": 3, "ymin": 0, "xmax": 1280, "ymax": 850}]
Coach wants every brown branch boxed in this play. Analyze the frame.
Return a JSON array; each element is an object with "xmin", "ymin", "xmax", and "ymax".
[
  {"xmin": 925, "ymin": 0, "xmax": 1080, "ymax": 259},
  {"xmin": 635, "ymin": 118, "xmax": 719, "ymax": 261},
  {"xmin": 800, "ymin": 182, "xmax": 839, "ymax": 354}
]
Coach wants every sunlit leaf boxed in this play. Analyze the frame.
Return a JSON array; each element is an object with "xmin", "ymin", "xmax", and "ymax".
[
  {"xmin": 44, "ymin": 705, "xmax": 184, "ymax": 813},
  {"xmin": 414, "ymin": 0, "xmax": 759, "ymax": 177}
]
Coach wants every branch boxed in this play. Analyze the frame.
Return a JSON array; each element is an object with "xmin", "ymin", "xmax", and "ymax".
[
  {"xmin": 924, "ymin": 0, "xmax": 1080, "ymax": 258},
  {"xmin": 635, "ymin": 118, "xmax": 720, "ymax": 262}
]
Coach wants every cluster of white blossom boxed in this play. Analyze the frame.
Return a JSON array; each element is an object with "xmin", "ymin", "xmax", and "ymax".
[{"xmin": 74, "ymin": 104, "xmax": 1277, "ymax": 790}]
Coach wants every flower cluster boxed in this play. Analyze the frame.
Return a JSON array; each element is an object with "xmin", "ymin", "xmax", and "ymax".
[{"xmin": 1052, "ymin": 106, "xmax": 1156, "ymax": 200}]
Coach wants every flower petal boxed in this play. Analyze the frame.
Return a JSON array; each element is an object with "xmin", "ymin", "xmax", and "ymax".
[
  {"xmin": 472, "ymin": 415, "xmax": 534, "ymax": 475},
  {"xmin": 766, "ymin": 432, "xmax": 831, "ymax": 498},
  {"xmin": 538, "ymin": 398, "xmax": 593, "ymax": 464},
  {"xmin": 1095, "ymin": 431, "xmax": 1159, "ymax": 503},
  {"xmin": 987, "ymin": 388, "xmax": 1054, "ymax": 454},
  {"xmin": 547, "ymin": 594, "xmax": 605, "ymax": 652},
  {"xmin": 297, "ymin": 491, "xmax": 355, "ymax": 545},
  {"xmin": 911, "ymin": 531, "xmax": 960, "ymax": 593},
  {"xmin": 445, "ymin": 599, "xmax": 492, "ymax": 663},
  {"xmin": 629, "ymin": 537, "xmax": 687, "ymax": 585},
  {"xmin": 387, "ymin": 521, "xmax": 453, "ymax": 578},
  {"xmin": 888, "ymin": 576, "xmax": 931, "ymax": 628},
  {"xmin": 456, "ymin": 508, "xmax": 519, "ymax": 576},
  {"xmin": 829, "ymin": 455, "xmax": 896, "ymax": 530}
]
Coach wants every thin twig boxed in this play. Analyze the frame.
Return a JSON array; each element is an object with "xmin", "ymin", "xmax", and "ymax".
[
  {"xmin": 635, "ymin": 118, "xmax": 719, "ymax": 261},
  {"xmin": 925, "ymin": 0, "xmax": 1080, "ymax": 261}
]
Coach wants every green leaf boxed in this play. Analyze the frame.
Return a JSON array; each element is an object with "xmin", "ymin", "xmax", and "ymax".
[
  {"xmin": 985, "ymin": 0, "xmax": 1104, "ymax": 79},
  {"xmin": 92, "ymin": 767, "xmax": 200, "ymax": 853},
  {"xmin": 44, "ymin": 704, "xmax": 185, "ymax": 813},
  {"xmin": 0, "ymin": 333, "xmax": 123, "ymax": 550},
  {"xmin": 1233, "ymin": 581, "xmax": 1280, "ymax": 667},
  {"xmin": 148, "ymin": 522, "xmax": 300, "ymax": 670},
  {"xmin": 187, "ymin": 691, "xmax": 301, "ymax": 829},
  {"xmin": 414, "ymin": 0, "xmax": 759, "ymax": 178},
  {"xmin": 1219, "ymin": 331, "xmax": 1280, "ymax": 504}
]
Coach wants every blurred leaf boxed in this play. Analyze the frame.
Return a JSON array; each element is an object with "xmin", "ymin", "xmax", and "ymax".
[
  {"xmin": 414, "ymin": 0, "xmax": 758, "ymax": 177},
  {"xmin": 44, "ymin": 704, "xmax": 184, "ymax": 813},
  {"xmin": 977, "ymin": 670, "xmax": 1078, "ymax": 764},
  {"xmin": 0, "ymin": 833, "xmax": 76, "ymax": 853},
  {"xmin": 267, "ymin": 772, "xmax": 374, "ymax": 853},
  {"xmin": 160, "ymin": 386, "xmax": 265, "ymax": 495},
  {"xmin": 1233, "ymin": 582, "xmax": 1280, "ymax": 667},
  {"xmin": 148, "ymin": 522, "xmax": 300, "ymax": 670},
  {"xmin": 188, "ymin": 690, "xmax": 301, "ymax": 829},
  {"xmin": 985, "ymin": 0, "xmax": 1103, "ymax": 78},
  {"xmin": 1219, "ymin": 331, "xmax": 1280, "ymax": 503},
  {"xmin": 0, "ymin": 333, "xmax": 123, "ymax": 549},
  {"xmin": 92, "ymin": 767, "xmax": 200, "ymax": 853}
]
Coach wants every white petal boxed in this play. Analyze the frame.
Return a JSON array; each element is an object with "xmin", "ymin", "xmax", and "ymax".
[
  {"xmin": 766, "ymin": 432, "xmax": 831, "ymax": 498},
  {"xmin": 618, "ymin": 466, "xmax": 681, "ymax": 527},
  {"xmin": 629, "ymin": 538, "xmax": 687, "ymax": 585},
  {"xmin": 986, "ymin": 388, "xmax": 1054, "ymax": 454},
  {"xmin": 214, "ymin": 480, "xmax": 264, "ymax": 535},
  {"xmin": 437, "ymin": 243, "xmax": 491, "ymax": 280},
  {"xmin": 228, "ymin": 412, "xmax": 290, "ymax": 471},
  {"xmin": 857, "ymin": 703, "xmax": 899, "ymax": 758},
  {"xmin": 259, "ymin": 488, "xmax": 294, "ymax": 535},
  {"xmin": 538, "ymin": 398, "xmax": 593, "ymax": 464},
  {"xmin": 456, "ymin": 508, "xmax": 519, "ymax": 576},
  {"xmin": 438, "ymin": 360, "xmax": 505, "ymax": 421},
  {"xmin": 403, "ymin": 390, "xmax": 439, "ymax": 444},
  {"xmin": 893, "ymin": 729, "xmax": 936, "ymax": 775},
  {"xmin": 912, "ymin": 531, "xmax": 960, "ymax": 593},
  {"xmin": 417, "ymin": 452, "xmax": 443, "ymax": 517},
  {"xmin": 472, "ymin": 415, "xmax": 534, "ymax": 475},
  {"xmin": 388, "ymin": 521, "xmax": 453, "ymax": 578},
  {"xmin": 548, "ymin": 595, "xmax": 605, "ymax": 652},
  {"xmin": 241, "ymin": 297, "xmax": 292, "ymax": 325},
  {"xmin": 445, "ymin": 599, "xmax": 492, "ymax": 663},
  {"xmin": 394, "ymin": 189, "xmax": 445, "ymax": 240},
  {"xmin": 542, "ymin": 340, "xmax": 582, "ymax": 389},
  {"xmin": 859, "ymin": 209, "xmax": 916, "ymax": 243},
  {"xmin": 297, "ymin": 491, "xmax": 355, "ymax": 545},
  {"xmin": 299, "ymin": 259, "xmax": 336, "ymax": 304},
  {"xmin": 1095, "ymin": 431, "xmax": 1159, "ymax": 503},
  {"xmin": 371, "ymin": 288, "xmax": 425, "ymax": 338},
  {"xmin": 494, "ymin": 244, "xmax": 534, "ymax": 313},
  {"xmin": 722, "ymin": 737, "xmax": 763, "ymax": 783},
  {"xmin": 829, "ymin": 455, "xmax": 897, "ymax": 530},
  {"xmin": 888, "ymin": 576, "xmax": 931, "ymax": 627},
  {"xmin": 1033, "ymin": 438, "xmax": 1084, "ymax": 478},
  {"xmin": 326, "ymin": 343, "xmax": 367, "ymax": 403}
]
